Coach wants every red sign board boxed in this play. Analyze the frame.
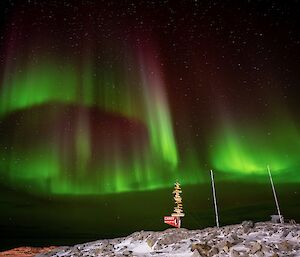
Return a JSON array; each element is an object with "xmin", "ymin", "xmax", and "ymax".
[{"xmin": 164, "ymin": 216, "xmax": 180, "ymax": 228}]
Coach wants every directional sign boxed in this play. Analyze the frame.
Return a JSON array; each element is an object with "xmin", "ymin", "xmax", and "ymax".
[{"xmin": 164, "ymin": 216, "xmax": 180, "ymax": 228}]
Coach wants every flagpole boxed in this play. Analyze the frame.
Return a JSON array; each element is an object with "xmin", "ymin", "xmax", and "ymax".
[
  {"xmin": 210, "ymin": 170, "xmax": 220, "ymax": 228},
  {"xmin": 267, "ymin": 165, "xmax": 284, "ymax": 224}
]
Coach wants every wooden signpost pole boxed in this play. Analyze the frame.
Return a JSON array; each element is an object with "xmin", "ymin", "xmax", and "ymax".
[
  {"xmin": 164, "ymin": 181, "xmax": 185, "ymax": 228},
  {"xmin": 171, "ymin": 181, "xmax": 185, "ymax": 228}
]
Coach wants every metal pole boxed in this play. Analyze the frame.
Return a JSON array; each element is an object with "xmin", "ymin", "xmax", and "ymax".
[
  {"xmin": 267, "ymin": 165, "xmax": 284, "ymax": 224},
  {"xmin": 210, "ymin": 170, "xmax": 220, "ymax": 228}
]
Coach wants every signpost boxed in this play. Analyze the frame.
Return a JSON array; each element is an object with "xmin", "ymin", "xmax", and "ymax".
[{"xmin": 164, "ymin": 181, "xmax": 184, "ymax": 228}]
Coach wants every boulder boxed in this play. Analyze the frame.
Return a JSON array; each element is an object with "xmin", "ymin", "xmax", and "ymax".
[
  {"xmin": 241, "ymin": 221, "xmax": 254, "ymax": 233},
  {"xmin": 228, "ymin": 233, "xmax": 241, "ymax": 245},
  {"xmin": 216, "ymin": 241, "xmax": 233, "ymax": 253},
  {"xmin": 256, "ymin": 251, "xmax": 264, "ymax": 257},
  {"xmin": 223, "ymin": 241, "xmax": 232, "ymax": 253},
  {"xmin": 191, "ymin": 249, "xmax": 201, "ymax": 257},
  {"xmin": 191, "ymin": 243, "xmax": 211, "ymax": 256},
  {"xmin": 249, "ymin": 242, "xmax": 262, "ymax": 254},
  {"xmin": 122, "ymin": 250, "xmax": 133, "ymax": 256},
  {"xmin": 277, "ymin": 240, "xmax": 292, "ymax": 252},
  {"xmin": 207, "ymin": 247, "xmax": 219, "ymax": 257},
  {"xmin": 146, "ymin": 238, "xmax": 155, "ymax": 248},
  {"xmin": 230, "ymin": 249, "xmax": 240, "ymax": 257}
]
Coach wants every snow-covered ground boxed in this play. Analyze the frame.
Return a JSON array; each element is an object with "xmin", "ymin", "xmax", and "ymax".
[{"xmin": 36, "ymin": 222, "xmax": 300, "ymax": 257}]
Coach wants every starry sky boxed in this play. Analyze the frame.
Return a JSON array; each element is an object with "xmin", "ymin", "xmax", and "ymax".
[{"xmin": 0, "ymin": 0, "xmax": 300, "ymax": 249}]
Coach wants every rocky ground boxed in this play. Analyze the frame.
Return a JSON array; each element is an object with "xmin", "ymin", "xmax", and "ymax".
[
  {"xmin": 34, "ymin": 222, "xmax": 300, "ymax": 256},
  {"xmin": 0, "ymin": 246, "xmax": 56, "ymax": 257}
]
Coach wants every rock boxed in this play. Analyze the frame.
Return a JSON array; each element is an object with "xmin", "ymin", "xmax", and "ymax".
[
  {"xmin": 242, "ymin": 220, "xmax": 254, "ymax": 227},
  {"xmin": 146, "ymin": 238, "xmax": 155, "ymax": 248},
  {"xmin": 230, "ymin": 233, "xmax": 239, "ymax": 241},
  {"xmin": 156, "ymin": 230, "xmax": 190, "ymax": 247},
  {"xmin": 7, "ymin": 247, "xmax": 58, "ymax": 257},
  {"xmin": 257, "ymin": 252, "xmax": 264, "ymax": 257},
  {"xmin": 230, "ymin": 249, "xmax": 240, "ymax": 257},
  {"xmin": 228, "ymin": 233, "xmax": 241, "ymax": 245},
  {"xmin": 154, "ymin": 242, "xmax": 163, "ymax": 250},
  {"xmin": 123, "ymin": 250, "xmax": 133, "ymax": 256},
  {"xmin": 250, "ymin": 242, "xmax": 262, "ymax": 254},
  {"xmin": 241, "ymin": 220, "xmax": 254, "ymax": 233},
  {"xmin": 241, "ymin": 254, "xmax": 250, "ymax": 257},
  {"xmin": 31, "ymin": 222, "xmax": 300, "ymax": 257},
  {"xmin": 261, "ymin": 243, "xmax": 270, "ymax": 252},
  {"xmin": 280, "ymin": 230, "xmax": 289, "ymax": 238},
  {"xmin": 191, "ymin": 249, "xmax": 201, "ymax": 257},
  {"xmin": 216, "ymin": 241, "xmax": 232, "ymax": 253},
  {"xmin": 223, "ymin": 241, "xmax": 232, "ymax": 253},
  {"xmin": 206, "ymin": 231, "xmax": 218, "ymax": 241},
  {"xmin": 93, "ymin": 248, "xmax": 103, "ymax": 255},
  {"xmin": 277, "ymin": 241, "xmax": 292, "ymax": 252},
  {"xmin": 106, "ymin": 243, "xmax": 115, "ymax": 250},
  {"xmin": 207, "ymin": 247, "xmax": 219, "ymax": 257},
  {"xmin": 191, "ymin": 243, "xmax": 211, "ymax": 256}
]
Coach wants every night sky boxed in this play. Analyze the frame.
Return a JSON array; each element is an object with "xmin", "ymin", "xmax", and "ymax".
[{"xmin": 0, "ymin": 0, "xmax": 300, "ymax": 249}]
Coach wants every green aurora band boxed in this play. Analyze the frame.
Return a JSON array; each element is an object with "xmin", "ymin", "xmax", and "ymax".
[
  {"xmin": 210, "ymin": 110, "xmax": 300, "ymax": 181},
  {"xmin": 0, "ymin": 47, "xmax": 192, "ymax": 195},
  {"xmin": 1, "ymin": 43, "xmax": 300, "ymax": 195}
]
